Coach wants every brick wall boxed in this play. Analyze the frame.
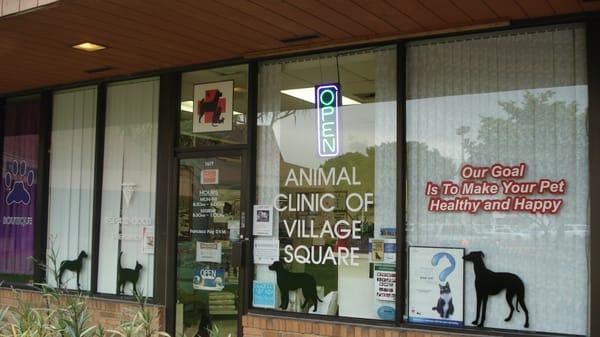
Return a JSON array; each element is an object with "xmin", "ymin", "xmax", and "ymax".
[
  {"xmin": 0, "ymin": 287, "xmax": 165, "ymax": 332},
  {"xmin": 243, "ymin": 314, "xmax": 503, "ymax": 337}
]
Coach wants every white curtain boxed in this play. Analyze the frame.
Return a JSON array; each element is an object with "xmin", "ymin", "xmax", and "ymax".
[
  {"xmin": 97, "ymin": 78, "xmax": 159, "ymax": 296},
  {"xmin": 406, "ymin": 25, "xmax": 588, "ymax": 335},
  {"xmin": 254, "ymin": 63, "xmax": 282, "ymax": 283},
  {"xmin": 374, "ymin": 47, "xmax": 397, "ymax": 239},
  {"xmin": 47, "ymin": 86, "xmax": 97, "ymax": 290}
]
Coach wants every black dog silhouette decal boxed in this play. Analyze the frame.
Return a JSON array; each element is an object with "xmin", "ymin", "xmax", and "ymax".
[
  {"xmin": 117, "ymin": 251, "xmax": 143, "ymax": 295},
  {"xmin": 197, "ymin": 89, "xmax": 225, "ymax": 126},
  {"xmin": 463, "ymin": 251, "xmax": 529, "ymax": 328},
  {"xmin": 269, "ymin": 261, "xmax": 322, "ymax": 312},
  {"xmin": 59, "ymin": 250, "xmax": 88, "ymax": 290}
]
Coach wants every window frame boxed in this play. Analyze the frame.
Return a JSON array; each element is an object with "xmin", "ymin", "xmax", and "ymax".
[
  {"xmin": 401, "ymin": 23, "xmax": 590, "ymax": 336},
  {"xmin": 244, "ymin": 19, "xmax": 599, "ymax": 337},
  {"xmin": 0, "ymin": 93, "xmax": 51, "ymax": 287},
  {"xmin": 94, "ymin": 77, "xmax": 160, "ymax": 297},
  {"xmin": 0, "ymin": 11, "xmax": 596, "ymax": 337},
  {"xmin": 247, "ymin": 44, "xmax": 401, "ymax": 324},
  {"xmin": 45, "ymin": 85, "xmax": 100, "ymax": 292}
]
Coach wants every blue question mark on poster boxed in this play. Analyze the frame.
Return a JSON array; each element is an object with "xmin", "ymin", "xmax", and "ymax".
[{"xmin": 431, "ymin": 252, "xmax": 456, "ymax": 282}]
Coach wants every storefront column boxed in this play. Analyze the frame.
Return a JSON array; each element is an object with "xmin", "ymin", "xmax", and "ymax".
[
  {"xmin": 156, "ymin": 72, "xmax": 181, "ymax": 333},
  {"xmin": 587, "ymin": 16, "xmax": 600, "ymax": 337}
]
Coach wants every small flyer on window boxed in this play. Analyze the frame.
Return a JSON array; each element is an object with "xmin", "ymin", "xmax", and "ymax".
[
  {"xmin": 201, "ymin": 169, "xmax": 219, "ymax": 185},
  {"xmin": 371, "ymin": 240, "xmax": 385, "ymax": 262},
  {"xmin": 252, "ymin": 281, "xmax": 276, "ymax": 308},
  {"xmin": 253, "ymin": 205, "xmax": 273, "ymax": 236},
  {"xmin": 196, "ymin": 242, "xmax": 222, "ymax": 263},
  {"xmin": 141, "ymin": 226, "xmax": 155, "ymax": 254},
  {"xmin": 193, "ymin": 266, "xmax": 225, "ymax": 291},
  {"xmin": 369, "ymin": 239, "xmax": 396, "ymax": 263},
  {"xmin": 253, "ymin": 237, "xmax": 279, "ymax": 265},
  {"xmin": 408, "ymin": 246, "xmax": 464, "ymax": 327},
  {"xmin": 374, "ymin": 264, "xmax": 396, "ymax": 302},
  {"xmin": 228, "ymin": 219, "xmax": 240, "ymax": 241}
]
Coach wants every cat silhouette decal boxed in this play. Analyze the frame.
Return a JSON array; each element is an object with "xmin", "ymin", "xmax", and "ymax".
[{"xmin": 117, "ymin": 251, "xmax": 143, "ymax": 296}]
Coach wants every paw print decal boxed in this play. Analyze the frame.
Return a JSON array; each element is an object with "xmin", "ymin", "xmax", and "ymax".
[{"xmin": 3, "ymin": 160, "xmax": 35, "ymax": 206}]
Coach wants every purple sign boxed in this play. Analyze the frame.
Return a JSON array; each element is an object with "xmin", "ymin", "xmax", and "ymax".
[{"xmin": 0, "ymin": 99, "xmax": 40, "ymax": 276}]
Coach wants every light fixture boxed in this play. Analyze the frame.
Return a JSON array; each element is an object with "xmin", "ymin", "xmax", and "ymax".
[
  {"xmin": 72, "ymin": 42, "xmax": 107, "ymax": 52},
  {"xmin": 181, "ymin": 100, "xmax": 243, "ymax": 115},
  {"xmin": 281, "ymin": 88, "xmax": 360, "ymax": 105},
  {"xmin": 181, "ymin": 100, "xmax": 194, "ymax": 112}
]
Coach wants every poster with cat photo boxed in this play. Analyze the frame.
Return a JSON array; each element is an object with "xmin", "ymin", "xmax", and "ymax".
[{"xmin": 408, "ymin": 246, "xmax": 464, "ymax": 327}]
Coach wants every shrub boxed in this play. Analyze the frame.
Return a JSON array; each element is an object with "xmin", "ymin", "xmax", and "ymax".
[{"xmin": 0, "ymin": 248, "xmax": 170, "ymax": 337}]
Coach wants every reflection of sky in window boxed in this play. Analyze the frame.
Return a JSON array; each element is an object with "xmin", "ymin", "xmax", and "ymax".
[
  {"xmin": 407, "ymin": 85, "xmax": 588, "ymax": 165},
  {"xmin": 268, "ymin": 101, "xmax": 396, "ymax": 169}
]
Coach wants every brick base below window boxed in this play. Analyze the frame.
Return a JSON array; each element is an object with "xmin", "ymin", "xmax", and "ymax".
[
  {"xmin": 242, "ymin": 314, "xmax": 505, "ymax": 337},
  {"xmin": 0, "ymin": 288, "xmax": 165, "ymax": 331}
]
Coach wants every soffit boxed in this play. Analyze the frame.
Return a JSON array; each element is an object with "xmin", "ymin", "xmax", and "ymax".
[{"xmin": 0, "ymin": 0, "xmax": 598, "ymax": 95}]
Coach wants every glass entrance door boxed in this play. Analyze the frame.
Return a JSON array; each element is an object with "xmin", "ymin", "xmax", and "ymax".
[{"xmin": 176, "ymin": 155, "xmax": 243, "ymax": 337}]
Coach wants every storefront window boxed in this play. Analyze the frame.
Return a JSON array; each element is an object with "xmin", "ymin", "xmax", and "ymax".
[
  {"xmin": 179, "ymin": 65, "xmax": 248, "ymax": 147},
  {"xmin": 0, "ymin": 95, "xmax": 41, "ymax": 283},
  {"xmin": 97, "ymin": 78, "xmax": 159, "ymax": 296},
  {"xmin": 252, "ymin": 46, "xmax": 397, "ymax": 319},
  {"xmin": 47, "ymin": 87, "xmax": 97, "ymax": 291},
  {"xmin": 405, "ymin": 25, "xmax": 588, "ymax": 335}
]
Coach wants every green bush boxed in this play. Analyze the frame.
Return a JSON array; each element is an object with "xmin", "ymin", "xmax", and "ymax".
[{"xmin": 0, "ymin": 248, "xmax": 170, "ymax": 337}]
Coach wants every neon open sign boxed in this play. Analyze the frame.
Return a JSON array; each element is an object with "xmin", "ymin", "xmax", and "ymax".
[{"xmin": 316, "ymin": 83, "xmax": 340, "ymax": 157}]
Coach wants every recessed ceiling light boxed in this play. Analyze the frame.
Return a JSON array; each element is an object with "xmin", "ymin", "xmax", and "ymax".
[
  {"xmin": 72, "ymin": 42, "xmax": 107, "ymax": 52},
  {"xmin": 281, "ymin": 88, "xmax": 361, "ymax": 105}
]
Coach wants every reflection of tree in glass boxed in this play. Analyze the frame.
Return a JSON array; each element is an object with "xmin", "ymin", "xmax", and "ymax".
[
  {"xmin": 407, "ymin": 141, "xmax": 457, "ymax": 229},
  {"xmin": 320, "ymin": 146, "xmax": 376, "ymax": 195},
  {"xmin": 462, "ymin": 90, "xmax": 587, "ymax": 235},
  {"xmin": 317, "ymin": 143, "xmax": 395, "ymax": 237},
  {"xmin": 463, "ymin": 91, "xmax": 584, "ymax": 166}
]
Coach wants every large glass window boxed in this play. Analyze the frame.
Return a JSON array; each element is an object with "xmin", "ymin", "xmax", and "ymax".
[
  {"xmin": 97, "ymin": 78, "xmax": 159, "ymax": 296},
  {"xmin": 253, "ymin": 46, "xmax": 397, "ymax": 320},
  {"xmin": 47, "ymin": 87, "xmax": 97, "ymax": 291},
  {"xmin": 405, "ymin": 25, "xmax": 588, "ymax": 335},
  {"xmin": 0, "ymin": 96, "xmax": 41, "ymax": 283},
  {"xmin": 180, "ymin": 65, "xmax": 248, "ymax": 147}
]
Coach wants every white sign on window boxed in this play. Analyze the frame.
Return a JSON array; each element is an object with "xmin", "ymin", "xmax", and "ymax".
[
  {"xmin": 253, "ymin": 205, "xmax": 273, "ymax": 236},
  {"xmin": 196, "ymin": 241, "xmax": 222, "ymax": 263},
  {"xmin": 253, "ymin": 238, "xmax": 279, "ymax": 265}
]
